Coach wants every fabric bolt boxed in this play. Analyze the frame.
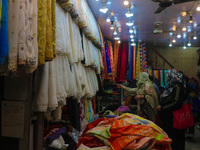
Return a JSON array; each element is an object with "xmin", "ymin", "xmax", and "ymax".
[
  {"xmin": 133, "ymin": 45, "xmax": 136, "ymax": 80},
  {"xmin": 113, "ymin": 41, "xmax": 120, "ymax": 79},
  {"xmin": 119, "ymin": 42, "xmax": 127, "ymax": 82},
  {"xmin": 0, "ymin": 0, "xmax": 9, "ymax": 64},
  {"xmin": 46, "ymin": 126, "xmax": 67, "ymax": 144},
  {"xmin": 160, "ymin": 70, "xmax": 164, "ymax": 87},
  {"xmin": 8, "ymin": 0, "xmax": 20, "ymax": 71},
  {"xmin": 135, "ymin": 43, "xmax": 141, "ymax": 79},
  {"xmin": 148, "ymin": 69, "xmax": 152, "ymax": 76},
  {"xmin": 142, "ymin": 44, "xmax": 147, "ymax": 72},
  {"xmin": 38, "ymin": 0, "xmax": 47, "ymax": 66},
  {"xmin": 164, "ymin": 70, "xmax": 168, "ymax": 87},
  {"xmin": 51, "ymin": 0, "xmax": 56, "ymax": 58},
  {"xmin": 108, "ymin": 41, "xmax": 114, "ymax": 81},
  {"xmin": 80, "ymin": 97, "xmax": 87, "ymax": 132},
  {"xmin": 104, "ymin": 41, "xmax": 112, "ymax": 75},
  {"xmin": 18, "ymin": 0, "xmax": 26, "ymax": 66},
  {"xmin": 127, "ymin": 43, "xmax": 133, "ymax": 81},
  {"xmin": 116, "ymin": 43, "xmax": 122, "ymax": 82},
  {"xmin": 158, "ymin": 70, "xmax": 161, "ymax": 84},
  {"xmin": 139, "ymin": 43, "xmax": 143, "ymax": 71},
  {"xmin": 45, "ymin": 0, "xmax": 53, "ymax": 61},
  {"xmin": 25, "ymin": 0, "xmax": 38, "ymax": 73}
]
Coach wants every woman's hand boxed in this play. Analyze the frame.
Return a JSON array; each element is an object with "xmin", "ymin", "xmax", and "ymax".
[
  {"xmin": 117, "ymin": 84, "xmax": 126, "ymax": 89},
  {"xmin": 135, "ymin": 95, "xmax": 144, "ymax": 100},
  {"xmin": 157, "ymin": 105, "xmax": 162, "ymax": 111}
]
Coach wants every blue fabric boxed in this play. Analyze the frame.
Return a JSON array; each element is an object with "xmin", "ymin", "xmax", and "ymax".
[
  {"xmin": 104, "ymin": 42, "xmax": 112, "ymax": 74},
  {"xmin": 127, "ymin": 43, "xmax": 133, "ymax": 81},
  {"xmin": 164, "ymin": 70, "xmax": 168, "ymax": 87},
  {"xmin": 0, "ymin": 0, "xmax": 9, "ymax": 64}
]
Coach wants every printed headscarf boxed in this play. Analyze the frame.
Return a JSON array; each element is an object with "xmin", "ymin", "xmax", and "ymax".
[
  {"xmin": 136, "ymin": 72, "xmax": 150, "ymax": 88},
  {"xmin": 161, "ymin": 69, "xmax": 184, "ymax": 99}
]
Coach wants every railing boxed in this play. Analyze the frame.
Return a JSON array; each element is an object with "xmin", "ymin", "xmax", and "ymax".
[{"xmin": 146, "ymin": 44, "xmax": 174, "ymax": 70}]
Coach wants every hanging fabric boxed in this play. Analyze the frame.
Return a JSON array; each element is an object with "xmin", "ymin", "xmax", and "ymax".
[
  {"xmin": 133, "ymin": 45, "xmax": 136, "ymax": 80},
  {"xmin": 135, "ymin": 43, "xmax": 141, "ymax": 79},
  {"xmin": 139, "ymin": 43, "xmax": 143, "ymax": 71},
  {"xmin": 0, "ymin": 0, "xmax": 9, "ymax": 64},
  {"xmin": 142, "ymin": 44, "xmax": 147, "ymax": 72},
  {"xmin": 104, "ymin": 41, "xmax": 112, "ymax": 75},
  {"xmin": 160, "ymin": 70, "xmax": 164, "ymax": 87},
  {"xmin": 119, "ymin": 42, "xmax": 127, "ymax": 82},
  {"xmin": 127, "ymin": 43, "xmax": 133, "ymax": 81},
  {"xmin": 113, "ymin": 41, "xmax": 120, "ymax": 80}
]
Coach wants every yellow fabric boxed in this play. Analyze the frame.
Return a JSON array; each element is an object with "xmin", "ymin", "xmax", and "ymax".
[
  {"xmin": 113, "ymin": 41, "xmax": 120, "ymax": 79},
  {"xmin": 0, "ymin": 0, "xmax": 2, "ymax": 22},
  {"xmin": 38, "ymin": 0, "xmax": 47, "ymax": 66},
  {"xmin": 136, "ymin": 43, "xmax": 141, "ymax": 79},
  {"xmin": 45, "ymin": 0, "xmax": 53, "ymax": 61},
  {"xmin": 85, "ymin": 98, "xmax": 89, "ymax": 122},
  {"xmin": 52, "ymin": 0, "xmax": 56, "ymax": 58},
  {"xmin": 148, "ymin": 70, "xmax": 153, "ymax": 76},
  {"xmin": 155, "ymin": 70, "xmax": 159, "ymax": 79}
]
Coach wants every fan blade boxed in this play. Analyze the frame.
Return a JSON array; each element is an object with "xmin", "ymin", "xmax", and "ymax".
[{"xmin": 154, "ymin": 6, "xmax": 166, "ymax": 13}]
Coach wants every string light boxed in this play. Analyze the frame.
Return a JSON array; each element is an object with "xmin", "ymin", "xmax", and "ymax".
[
  {"xmin": 193, "ymin": 32, "xmax": 197, "ymax": 40},
  {"xmin": 99, "ymin": 3, "xmax": 108, "ymax": 13}
]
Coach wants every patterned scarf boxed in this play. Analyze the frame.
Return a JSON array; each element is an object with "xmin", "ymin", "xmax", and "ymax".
[{"xmin": 161, "ymin": 69, "xmax": 184, "ymax": 99}]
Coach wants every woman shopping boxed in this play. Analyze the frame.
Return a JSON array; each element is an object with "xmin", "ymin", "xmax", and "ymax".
[
  {"xmin": 157, "ymin": 69, "xmax": 186, "ymax": 150},
  {"xmin": 117, "ymin": 72, "xmax": 159, "ymax": 122}
]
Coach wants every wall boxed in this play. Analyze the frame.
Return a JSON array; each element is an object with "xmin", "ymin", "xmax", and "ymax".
[{"xmin": 150, "ymin": 46, "xmax": 199, "ymax": 80}]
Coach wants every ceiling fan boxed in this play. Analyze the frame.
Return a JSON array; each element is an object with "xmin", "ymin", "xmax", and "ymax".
[
  {"xmin": 152, "ymin": 0, "xmax": 196, "ymax": 14},
  {"xmin": 143, "ymin": 21, "xmax": 174, "ymax": 34}
]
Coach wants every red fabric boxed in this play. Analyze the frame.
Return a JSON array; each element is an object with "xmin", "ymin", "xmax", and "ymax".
[
  {"xmin": 173, "ymin": 102, "xmax": 194, "ymax": 129},
  {"xmin": 119, "ymin": 42, "xmax": 127, "ymax": 82},
  {"xmin": 78, "ymin": 136, "xmax": 105, "ymax": 148},
  {"xmin": 44, "ymin": 123, "xmax": 63, "ymax": 137}
]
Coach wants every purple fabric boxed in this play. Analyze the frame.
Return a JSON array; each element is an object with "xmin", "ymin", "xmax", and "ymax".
[
  {"xmin": 46, "ymin": 126, "xmax": 66, "ymax": 144},
  {"xmin": 115, "ymin": 106, "xmax": 131, "ymax": 112}
]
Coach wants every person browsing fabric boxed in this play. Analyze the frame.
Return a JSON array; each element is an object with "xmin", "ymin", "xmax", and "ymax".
[
  {"xmin": 117, "ymin": 72, "xmax": 159, "ymax": 122},
  {"xmin": 157, "ymin": 69, "xmax": 186, "ymax": 150}
]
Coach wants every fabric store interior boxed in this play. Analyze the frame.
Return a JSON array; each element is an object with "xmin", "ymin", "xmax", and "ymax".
[{"xmin": 1, "ymin": 0, "xmax": 200, "ymax": 150}]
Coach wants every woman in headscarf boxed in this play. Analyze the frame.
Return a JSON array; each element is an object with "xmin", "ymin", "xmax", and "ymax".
[
  {"xmin": 157, "ymin": 69, "xmax": 185, "ymax": 150},
  {"xmin": 117, "ymin": 72, "xmax": 159, "ymax": 122}
]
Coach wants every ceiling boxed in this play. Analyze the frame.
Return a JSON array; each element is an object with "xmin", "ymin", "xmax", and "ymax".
[{"xmin": 86, "ymin": 0, "xmax": 200, "ymax": 47}]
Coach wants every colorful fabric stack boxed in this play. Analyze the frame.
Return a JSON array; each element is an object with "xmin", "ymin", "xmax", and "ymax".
[{"xmin": 78, "ymin": 113, "xmax": 172, "ymax": 150}]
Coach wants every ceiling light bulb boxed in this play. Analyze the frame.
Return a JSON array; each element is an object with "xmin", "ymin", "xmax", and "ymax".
[
  {"xmin": 110, "ymin": 26, "xmax": 114, "ymax": 30},
  {"xmin": 99, "ymin": 4, "xmax": 108, "ymax": 13},
  {"xmin": 124, "ymin": 0, "xmax": 129, "ymax": 6},
  {"xmin": 177, "ymin": 33, "xmax": 181, "ymax": 38},
  {"xmin": 131, "ymin": 38, "xmax": 134, "ymax": 42},
  {"xmin": 182, "ymin": 26, "xmax": 187, "ymax": 32},
  {"xmin": 114, "ymin": 36, "xmax": 120, "ymax": 40},
  {"xmin": 183, "ymin": 45, "xmax": 187, "ymax": 49},
  {"xmin": 130, "ymin": 34, "xmax": 134, "ymax": 39},
  {"xmin": 197, "ymin": 2, "xmax": 200, "ymax": 11},
  {"xmin": 169, "ymin": 43, "xmax": 172, "ymax": 47},
  {"xmin": 187, "ymin": 42, "xmax": 191, "ymax": 46},
  {"xmin": 189, "ymin": 16, "xmax": 193, "ymax": 24},
  {"xmin": 106, "ymin": 17, "xmax": 110, "ymax": 23},
  {"xmin": 172, "ymin": 38, "xmax": 176, "ymax": 43},
  {"xmin": 118, "ymin": 40, "xmax": 121, "ymax": 43},
  {"xmin": 125, "ymin": 8, "xmax": 133, "ymax": 18},
  {"xmin": 126, "ymin": 19, "xmax": 134, "ymax": 26},
  {"xmin": 113, "ymin": 31, "xmax": 117, "ymax": 35},
  {"xmin": 129, "ymin": 27, "xmax": 134, "ymax": 33},
  {"xmin": 131, "ymin": 42, "xmax": 136, "ymax": 46}
]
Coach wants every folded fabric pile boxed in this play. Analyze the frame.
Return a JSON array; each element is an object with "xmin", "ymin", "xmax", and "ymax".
[{"xmin": 77, "ymin": 113, "xmax": 172, "ymax": 150}]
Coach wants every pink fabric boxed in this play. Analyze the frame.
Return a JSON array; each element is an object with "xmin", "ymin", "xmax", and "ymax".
[{"xmin": 115, "ymin": 106, "xmax": 131, "ymax": 112}]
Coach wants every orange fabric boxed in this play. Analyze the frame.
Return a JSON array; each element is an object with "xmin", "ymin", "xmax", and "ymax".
[
  {"xmin": 124, "ymin": 96, "xmax": 132, "ymax": 106},
  {"xmin": 113, "ymin": 41, "xmax": 120, "ymax": 80},
  {"xmin": 133, "ymin": 46, "xmax": 136, "ymax": 80}
]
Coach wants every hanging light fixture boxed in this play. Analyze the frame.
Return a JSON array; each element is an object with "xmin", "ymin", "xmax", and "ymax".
[
  {"xmin": 189, "ymin": 11, "xmax": 193, "ymax": 23},
  {"xmin": 130, "ymin": 34, "xmax": 134, "ymax": 39},
  {"xmin": 118, "ymin": 26, "xmax": 122, "ymax": 33},
  {"xmin": 131, "ymin": 38, "xmax": 134, "ymax": 42},
  {"xmin": 187, "ymin": 37, "xmax": 191, "ymax": 46},
  {"xmin": 113, "ymin": 26, "xmax": 117, "ymax": 35},
  {"xmin": 107, "ymin": 0, "xmax": 112, "ymax": 5},
  {"xmin": 110, "ymin": 21, "xmax": 114, "ymax": 30},
  {"xmin": 172, "ymin": 37, "xmax": 176, "ymax": 43},
  {"xmin": 124, "ymin": 0, "xmax": 129, "ymax": 6},
  {"xmin": 193, "ymin": 32, "xmax": 197, "ymax": 40},
  {"xmin": 126, "ymin": 18, "xmax": 134, "ymax": 26},
  {"xmin": 99, "ymin": 2, "xmax": 108, "ymax": 13},
  {"xmin": 177, "ymin": 30, "xmax": 181, "ymax": 38},
  {"xmin": 118, "ymin": 40, "xmax": 121, "ymax": 43},
  {"xmin": 129, "ymin": 27, "xmax": 134, "ymax": 33},
  {"xmin": 106, "ymin": 16, "xmax": 110, "ymax": 23},
  {"xmin": 182, "ymin": 21, "xmax": 187, "ymax": 31},
  {"xmin": 125, "ymin": 7, "xmax": 133, "ymax": 18},
  {"xmin": 197, "ymin": 0, "xmax": 200, "ymax": 11},
  {"xmin": 183, "ymin": 42, "xmax": 187, "ymax": 49},
  {"xmin": 114, "ymin": 36, "xmax": 120, "ymax": 40}
]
